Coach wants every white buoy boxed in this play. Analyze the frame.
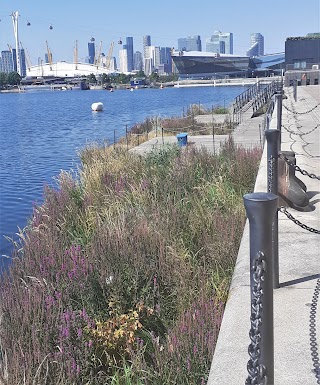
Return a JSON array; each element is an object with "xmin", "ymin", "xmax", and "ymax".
[{"xmin": 91, "ymin": 102, "xmax": 104, "ymax": 111}]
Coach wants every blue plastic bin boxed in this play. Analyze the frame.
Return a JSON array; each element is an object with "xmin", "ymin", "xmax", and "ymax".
[{"xmin": 176, "ymin": 133, "xmax": 188, "ymax": 147}]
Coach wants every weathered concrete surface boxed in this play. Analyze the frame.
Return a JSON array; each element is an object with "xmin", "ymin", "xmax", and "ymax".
[{"xmin": 207, "ymin": 85, "xmax": 320, "ymax": 385}]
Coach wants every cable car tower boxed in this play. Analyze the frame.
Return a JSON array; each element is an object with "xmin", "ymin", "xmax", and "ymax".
[{"xmin": 11, "ymin": 11, "xmax": 22, "ymax": 75}]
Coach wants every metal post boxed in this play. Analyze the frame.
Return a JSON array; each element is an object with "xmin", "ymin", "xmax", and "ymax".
[
  {"xmin": 275, "ymin": 93, "xmax": 282, "ymax": 146},
  {"xmin": 293, "ymin": 79, "xmax": 297, "ymax": 102},
  {"xmin": 265, "ymin": 129, "xmax": 280, "ymax": 289},
  {"xmin": 113, "ymin": 129, "xmax": 116, "ymax": 149},
  {"xmin": 161, "ymin": 127, "xmax": 164, "ymax": 145},
  {"xmin": 212, "ymin": 125, "xmax": 215, "ymax": 155},
  {"xmin": 243, "ymin": 192, "xmax": 278, "ymax": 385},
  {"xmin": 125, "ymin": 125, "xmax": 128, "ymax": 150}
]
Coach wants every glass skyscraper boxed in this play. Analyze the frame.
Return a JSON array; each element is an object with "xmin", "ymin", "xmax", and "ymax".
[
  {"xmin": 88, "ymin": 39, "xmax": 95, "ymax": 64},
  {"xmin": 178, "ymin": 36, "xmax": 202, "ymax": 52},
  {"xmin": 206, "ymin": 31, "xmax": 233, "ymax": 54},
  {"xmin": 124, "ymin": 37, "xmax": 134, "ymax": 72},
  {"xmin": 246, "ymin": 33, "xmax": 264, "ymax": 57}
]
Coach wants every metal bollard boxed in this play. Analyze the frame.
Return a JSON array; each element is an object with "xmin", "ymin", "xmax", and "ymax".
[
  {"xmin": 265, "ymin": 129, "xmax": 280, "ymax": 289},
  {"xmin": 244, "ymin": 192, "xmax": 278, "ymax": 385}
]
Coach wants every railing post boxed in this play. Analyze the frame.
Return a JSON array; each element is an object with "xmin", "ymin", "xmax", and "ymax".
[
  {"xmin": 244, "ymin": 192, "xmax": 278, "ymax": 385},
  {"xmin": 293, "ymin": 79, "xmax": 297, "ymax": 102},
  {"xmin": 125, "ymin": 125, "xmax": 128, "ymax": 150},
  {"xmin": 265, "ymin": 129, "xmax": 280, "ymax": 289},
  {"xmin": 275, "ymin": 93, "xmax": 282, "ymax": 146}
]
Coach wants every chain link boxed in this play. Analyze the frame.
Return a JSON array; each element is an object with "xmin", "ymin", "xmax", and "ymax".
[
  {"xmin": 283, "ymin": 103, "xmax": 320, "ymax": 114},
  {"xmin": 310, "ymin": 279, "xmax": 320, "ymax": 383},
  {"xmin": 246, "ymin": 251, "xmax": 267, "ymax": 385},
  {"xmin": 279, "ymin": 207, "xmax": 320, "ymax": 234},
  {"xmin": 268, "ymin": 156, "xmax": 275, "ymax": 193},
  {"xmin": 279, "ymin": 154, "xmax": 320, "ymax": 180},
  {"xmin": 281, "ymin": 123, "xmax": 320, "ymax": 136}
]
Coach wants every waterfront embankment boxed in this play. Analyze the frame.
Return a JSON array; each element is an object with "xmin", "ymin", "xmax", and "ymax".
[{"xmin": 207, "ymin": 85, "xmax": 320, "ymax": 385}]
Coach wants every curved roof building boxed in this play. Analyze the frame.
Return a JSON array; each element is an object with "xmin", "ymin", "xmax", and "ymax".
[
  {"xmin": 26, "ymin": 61, "xmax": 116, "ymax": 78},
  {"xmin": 171, "ymin": 50, "xmax": 284, "ymax": 79}
]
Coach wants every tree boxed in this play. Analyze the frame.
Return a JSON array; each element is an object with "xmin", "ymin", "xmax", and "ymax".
[
  {"xmin": 87, "ymin": 73, "xmax": 97, "ymax": 84},
  {"xmin": 136, "ymin": 70, "xmax": 146, "ymax": 78},
  {"xmin": 6, "ymin": 71, "xmax": 21, "ymax": 86},
  {"xmin": 0, "ymin": 72, "xmax": 7, "ymax": 88},
  {"xmin": 101, "ymin": 73, "xmax": 111, "ymax": 84}
]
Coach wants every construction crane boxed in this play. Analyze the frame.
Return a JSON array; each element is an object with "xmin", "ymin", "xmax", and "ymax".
[
  {"xmin": 95, "ymin": 41, "xmax": 102, "ymax": 67},
  {"xmin": 45, "ymin": 40, "xmax": 53, "ymax": 70},
  {"xmin": 74, "ymin": 40, "xmax": 78, "ymax": 70},
  {"xmin": 105, "ymin": 42, "xmax": 114, "ymax": 71},
  {"xmin": 7, "ymin": 44, "xmax": 12, "ymax": 52}
]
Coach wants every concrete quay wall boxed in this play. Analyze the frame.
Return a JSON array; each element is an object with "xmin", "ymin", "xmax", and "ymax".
[{"xmin": 207, "ymin": 85, "xmax": 320, "ymax": 385}]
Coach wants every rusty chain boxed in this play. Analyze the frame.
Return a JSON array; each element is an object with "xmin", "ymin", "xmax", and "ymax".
[
  {"xmin": 278, "ymin": 207, "xmax": 320, "ymax": 234},
  {"xmin": 281, "ymin": 123, "xmax": 320, "ymax": 136},
  {"xmin": 246, "ymin": 251, "xmax": 267, "ymax": 385},
  {"xmin": 279, "ymin": 154, "xmax": 320, "ymax": 180}
]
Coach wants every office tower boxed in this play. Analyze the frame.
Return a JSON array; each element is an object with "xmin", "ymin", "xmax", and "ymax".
[
  {"xmin": 178, "ymin": 38, "xmax": 188, "ymax": 51},
  {"xmin": 206, "ymin": 30, "xmax": 233, "ymax": 54},
  {"xmin": 119, "ymin": 49, "xmax": 128, "ymax": 72},
  {"xmin": 124, "ymin": 37, "xmax": 134, "ymax": 72},
  {"xmin": 88, "ymin": 38, "xmax": 95, "ymax": 64},
  {"xmin": 18, "ymin": 49, "xmax": 26, "ymax": 76},
  {"xmin": 143, "ymin": 35, "xmax": 151, "ymax": 59},
  {"xmin": 0, "ymin": 51, "xmax": 14, "ymax": 73},
  {"xmin": 246, "ymin": 33, "xmax": 264, "ymax": 57},
  {"xmin": 133, "ymin": 51, "xmax": 143, "ymax": 71},
  {"xmin": 160, "ymin": 47, "xmax": 173, "ymax": 73},
  {"xmin": 178, "ymin": 36, "xmax": 202, "ymax": 52}
]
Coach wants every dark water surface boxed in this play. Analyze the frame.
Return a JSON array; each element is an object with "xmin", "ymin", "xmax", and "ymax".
[{"xmin": 0, "ymin": 85, "xmax": 246, "ymax": 261}]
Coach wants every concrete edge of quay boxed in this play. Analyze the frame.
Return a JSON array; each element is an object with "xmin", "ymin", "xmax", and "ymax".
[{"xmin": 207, "ymin": 85, "xmax": 320, "ymax": 385}]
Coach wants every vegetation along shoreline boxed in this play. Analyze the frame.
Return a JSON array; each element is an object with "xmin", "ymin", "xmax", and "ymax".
[{"xmin": 0, "ymin": 100, "xmax": 263, "ymax": 384}]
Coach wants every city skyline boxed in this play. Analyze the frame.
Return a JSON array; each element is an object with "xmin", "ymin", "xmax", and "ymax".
[{"xmin": 0, "ymin": 0, "xmax": 319, "ymax": 65}]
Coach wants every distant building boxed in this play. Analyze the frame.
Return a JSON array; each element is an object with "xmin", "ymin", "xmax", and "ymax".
[
  {"xmin": 246, "ymin": 33, "xmax": 264, "ymax": 57},
  {"xmin": 285, "ymin": 34, "xmax": 320, "ymax": 86},
  {"xmin": 160, "ymin": 47, "xmax": 173, "ymax": 74},
  {"xmin": 144, "ymin": 46, "xmax": 161, "ymax": 74},
  {"xmin": 88, "ymin": 39, "xmax": 95, "ymax": 65},
  {"xmin": 0, "ymin": 51, "xmax": 14, "ymax": 73},
  {"xmin": 124, "ymin": 37, "xmax": 134, "ymax": 72},
  {"xmin": 143, "ymin": 35, "xmax": 151, "ymax": 60},
  {"xmin": 119, "ymin": 49, "xmax": 128, "ymax": 72},
  {"xmin": 206, "ymin": 31, "xmax": 233, "ymax": 54},
  {"xmin": 133, "ymin": 51, "xmax": 143, "ymax": 71},
  {"xmin": 0, "ymin": 49, "xmax": 26, "ymax": 76},
  {"xmin": 178, "ymin": 36, "xmax": 202, "ymax": 52}
]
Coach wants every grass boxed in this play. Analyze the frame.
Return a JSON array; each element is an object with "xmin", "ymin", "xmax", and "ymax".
[{"xmin": 0, "ymin": 126, "xmax": 262, "ymax": 384}]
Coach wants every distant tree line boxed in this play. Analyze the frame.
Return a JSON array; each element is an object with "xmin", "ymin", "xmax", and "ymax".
[{"xmin": 0, "ymin": 70, "xmax": 178, "ymax": 89}]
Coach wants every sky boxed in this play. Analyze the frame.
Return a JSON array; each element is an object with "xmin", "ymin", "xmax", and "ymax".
[{"xmin": 1, "ymin": 0, "xmax": 319, "ymax": 65}]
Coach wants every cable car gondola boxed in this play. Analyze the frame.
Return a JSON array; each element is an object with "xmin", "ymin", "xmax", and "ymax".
[
  {"xmin": 118, "ymin": 38, "xmax": 122, "ymax": 44},
  {"xmin": 27, "ymin": 21, "xmax": 31, "ymax": 26},
  {"xmin": 49, "ymin": 24, "xmax": 53, "ymax": 30}
]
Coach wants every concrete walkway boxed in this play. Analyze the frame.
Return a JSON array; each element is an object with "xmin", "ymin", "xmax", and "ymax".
[
  {"xmin": 129, "ymin": 107, "xmax": 265, "ymax": 155},
  {"xmin": 207, "ymin": 85, "xmax": 320, "ymax": 385},
  {"xmin": 128, "ymin": 85, "xmax": 320, "ymax": 384}
]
